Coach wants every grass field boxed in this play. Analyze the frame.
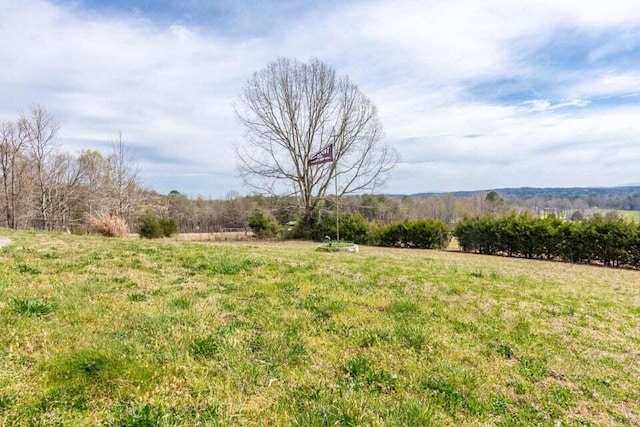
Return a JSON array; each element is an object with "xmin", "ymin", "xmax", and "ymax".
[
  {"xmin": 537, "ymin": 209, "xmax": 640, "ymax": 222},
  {"xmin": 618, "ymin": 210, "xmax": 640, "ymax": 221},
  {"xmin": 584, "ymin": 209, "xmax": 640, "ymax": 221},
  {"xmin": 0, "ymin": 230, "xmax": 639, "ymax": 426}
]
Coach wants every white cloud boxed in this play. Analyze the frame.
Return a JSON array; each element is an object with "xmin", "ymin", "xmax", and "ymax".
[
  {"xmin": 1, "ymin": 0, "xmax": 639, "ymax": 196},
  {"xmin": 1, "ymin": 0, "xmax": 264, "ymax": 184},
  {"xmin": 563, "ymin": 71, "xmax": 640, "ymax": 99}
]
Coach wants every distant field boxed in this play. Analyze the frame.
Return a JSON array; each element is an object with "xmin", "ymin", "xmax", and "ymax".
[
  {"xmin": 539, "ymin": 208, "xmax": 640, "ymax": 221},
  {"xmin": 0, "ymin": 230, "xmax": 639, "ymax": 426},
  {"xmin": 618, "ymin": 210, "xmax": 640, "ymax": 221},
  {"xmin": 584, "ymin": 209, "xmax": 640, "ymax": 221}
]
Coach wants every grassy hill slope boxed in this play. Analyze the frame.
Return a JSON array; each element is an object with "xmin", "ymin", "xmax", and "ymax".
[{"xmin": 0, "ymin": 230, "xmax": 638, "ymax": 426}]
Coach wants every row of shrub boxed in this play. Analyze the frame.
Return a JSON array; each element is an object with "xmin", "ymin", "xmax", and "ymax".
[
  {"xmin": 249, "ymin": 210, "xmax": 450, "ymax": 249},
  {"xmin": 86, "ymin": 210, "xmax": 179, "ymax": 239},
  {"xmin": 455, "ymin": 213, "xmax": 640, "ymax": 267},
  {"xmin": 375, "ymin": 218, "xmax": 450, "ymax": 249}
]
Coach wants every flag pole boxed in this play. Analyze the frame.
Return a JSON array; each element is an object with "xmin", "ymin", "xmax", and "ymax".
[
  {"xmin": 308, "ymin": 143, "xmax": 337, "ymax": 241},
  {"xmin": 335, "ymin": 166, "xmax": 339, "ymax": 242}
]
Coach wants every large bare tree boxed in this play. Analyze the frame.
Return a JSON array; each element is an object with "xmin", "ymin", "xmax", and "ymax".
[
  {"xmin": 0, "ymin": 119, "xmax": 29, "ymax": 228},
  {"xmin": 106, "ymin": 133, "xmax": 142, "ymax": 225},
  {"xmin": 22, "ymin": 105, "xmax": 60, "ymax": 230},
  {"xmin": 77, "ymin": 149, "xmax": 107, "ymax": 218},
  {"xmin": 236, "ymin": 57, "xmax": 398, "ymax": 221}
]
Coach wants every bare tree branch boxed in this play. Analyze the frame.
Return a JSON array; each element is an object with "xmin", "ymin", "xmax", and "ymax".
[{"xmin": 235, "ymin": 57, "xmax": 399, "ymax": 221}]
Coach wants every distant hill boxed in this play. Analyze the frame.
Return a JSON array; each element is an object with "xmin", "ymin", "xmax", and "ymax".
[{"xmin": 396, "ymin": 186, "xmax": 640, "ymax": 200}]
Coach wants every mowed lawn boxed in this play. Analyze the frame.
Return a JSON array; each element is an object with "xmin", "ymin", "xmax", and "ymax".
[
  {"xmin": 0, "ymin": 230, "xmax": 638, "ymax": 426},
  {"xmin": 589, "ymin": 209, "xmax": 640, "ymax": 222},
  {"xmin": 619, "ymin": 210, "xmax": 640, "ymax": 221}
]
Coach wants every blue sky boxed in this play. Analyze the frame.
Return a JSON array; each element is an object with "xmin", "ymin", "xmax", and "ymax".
[{"xmin": 1, "ymin": 0, "xmax": 639, "ymax": 197}]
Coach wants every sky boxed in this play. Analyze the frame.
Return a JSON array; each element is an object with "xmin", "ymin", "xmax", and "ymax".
[{"xmin": 1, "ymin": 0, "xmax": 639, "ymax": 198}]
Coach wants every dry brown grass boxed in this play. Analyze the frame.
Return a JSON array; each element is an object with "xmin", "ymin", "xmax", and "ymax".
[{"xmin": 88, "ymin": 210, "xmax": 128, "ymax": 237}]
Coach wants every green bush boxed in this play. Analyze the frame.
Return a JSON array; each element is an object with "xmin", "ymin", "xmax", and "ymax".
[
  {"xmin": 289, "ymin": 216, "xmax": 314, "ymax": 240},
  {"xmin": 406, "ymin": 218, "xmax": 450, "ymax": 249},
  {"xmin": 377, "ymin": 222, "xmax": 407, "ymax": 247},
  {"xmin": 337, "ymin": 213, "xmax": 371, "ymax": 243},
  {"xmin": 159, "ymin": 217, "xmax": 178, "ymax": 237},
  {"xmin": 138, "ymin": 215, "xmax": 177, "ymax": 239},
  {"xmin": 138, "ymin": 215, "xmax": 162, "ymax": 239},
  {"xmin": 290, "ymin": 212, "xmax": 370, "ymax": 243},
  {"xmin": 377, "ymin": 219, "xmax": 449, "ymax": 249},
  {"xmin": 310, "ymin": 213, "xmax": 338, "ymax": 241},
  {"xmin": 290, "ymin": 213, "xmax": 450, "ymax": 249},
  {"xmin": 248, "ymin": 210, "xmax": 280, "ymax": 239}
]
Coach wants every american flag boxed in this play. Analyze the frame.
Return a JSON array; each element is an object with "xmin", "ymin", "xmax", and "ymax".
[{"xmin": 308, "ymin": 144, "xmax": 334, "ymax": 166}]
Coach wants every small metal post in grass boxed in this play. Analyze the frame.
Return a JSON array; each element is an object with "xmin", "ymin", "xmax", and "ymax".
[{"xmin": 335, "ymin": 168, "xmax": 339, "ymax": 243}]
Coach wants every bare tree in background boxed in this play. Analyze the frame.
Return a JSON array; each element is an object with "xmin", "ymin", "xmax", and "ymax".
[
  {"xmin": 23, "ymin": 105, "xmax": 60, "ymax": 230},
  {"xmin": 46, "ymin": 152, "xmax": 84, "ymax": 229},
  {"xmin": 107, "ymin": 133, "xmax": 142, "ymax": 224},
  {"xmin": 236, "ymin": 57, "xmax": 398, "ymax": 221},
  {"xmin": 1, "ymin": 106, "xmax": 150, "ymax": 232},
  {"xmin": 0, "ymin": 120, "xmax": 29, "ymax": 228},
  {"xmin": 77, "ymin": 149, "xmax": 108, "ymax": 218}
]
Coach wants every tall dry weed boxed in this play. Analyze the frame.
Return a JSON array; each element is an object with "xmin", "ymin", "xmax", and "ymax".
[{"xmin": 89, "ymin": 211, "xmax": 128, "ymax": 237}]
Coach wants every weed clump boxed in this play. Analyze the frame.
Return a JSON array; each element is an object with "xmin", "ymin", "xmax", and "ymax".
[
  {"xmin": 496, "ymin": 343, "xmax": 515, "ymax": 359},
  {"xmin": 385, "ymin": 400, "xmax": 437, "ymax": 425},
  {"xmin": 342, "ymin": 356, "xmax": 397, "ymax": 392},
  {"xmin": 128, "ymin": 293, "xmax": 148, "ymax": 302},
  {"xmin": 169, "ymin": 296, "xmax": 192, "ymax": 309},
  {"xmin": 394, "ymin": 323, "xmax": 427, "ymax": 352},
  {"xmin": 49, "ymin": 349, "xmax": 120, "ymax": 382},
  {"xmin": 0, "ymin": 395, "xmax": 15, "ymax": 410},
  {"xmin": 89, "ymin": 210, "xmax": 128, "ymax": 237},
  {"xmin": 12, "ymin": 297, "xmax": 53, "ymax": 316},
  {"xmin": 386, "ymin": 300, "xmax": 421, "ymax": 319},
  {"xmin": 190, "ymin": 335, "xmax": 221, "ymax": 360},
  {"xmin": 108, "ymin": 404, "xmax": 166, "ymax": 427},
  {"xmin": 16, "ymin": 263, "xmax": 41, "ymax": 274},
  {"xmin": 45, "ymin": 348, "xmax": 130, "ymax": 408}
]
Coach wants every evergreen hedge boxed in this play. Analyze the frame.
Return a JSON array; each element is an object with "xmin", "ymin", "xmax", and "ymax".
[
  {"xmin": 455, "ymin": 213, "xmax": 639, "ymax": 268},
  {"xmin": 377, "ymin": 218, "xmax": 450, "ymax": 249},
  {"xmin": 292, "ymin": 213, "xmax": 450, "ymax": 249}
]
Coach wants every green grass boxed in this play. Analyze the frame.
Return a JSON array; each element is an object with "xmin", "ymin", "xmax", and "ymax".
[
  {"xmin": 620, "ymin": 210, "xmax": 640, "ymax": 221},
  {"xmin": 584, "ymin": 208, "xmax": 640, "ymax": 221},
  {"xmin": 0, "ymin": 229, "xmax": 639, "ymax": 425}
]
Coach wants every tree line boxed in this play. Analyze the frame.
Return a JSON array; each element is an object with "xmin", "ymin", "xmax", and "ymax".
[
  {"xmin": 163, "ymin": 191, "xmax": 502, "ymax": 235},
  {"xmin": 4, "ymin": 106, "xmax": 636, "ymax": 244},
  {"xmin": 0, "ymin": 109, "xmax": 486, "ymax": 235},
  {"xmin": 455, "ymin": 213, "xmax": 640, "ymax": 268},
  {"xmin": 412, "ymin": 186, "xmax": 640, "ymax": 212},
  {"xmin": 0, "ymin": 106, "xmax": 145, "ymax": 232}
]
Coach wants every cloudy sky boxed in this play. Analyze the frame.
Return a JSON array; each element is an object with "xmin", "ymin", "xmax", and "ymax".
[{"xmin": 1, "ymin": 0, "xmax": 639, "ymax": 197}]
